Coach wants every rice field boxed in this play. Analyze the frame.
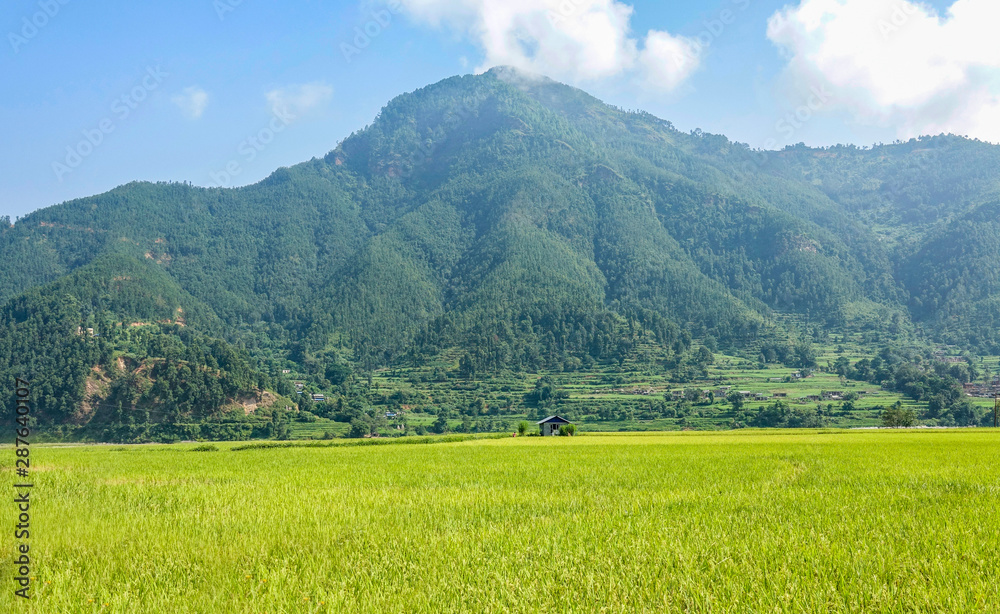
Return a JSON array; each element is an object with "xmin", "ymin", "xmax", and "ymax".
[{"xmin": 3, "ymin": 430, "xmax": 1000, "ymax": 613}]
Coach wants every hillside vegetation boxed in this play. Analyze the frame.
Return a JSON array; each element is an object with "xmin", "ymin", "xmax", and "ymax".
[{"xmin": 3, "ymin": 67, "xmax": 1000, "ymax": 438}]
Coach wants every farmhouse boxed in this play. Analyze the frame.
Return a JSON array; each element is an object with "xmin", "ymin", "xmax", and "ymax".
[{"xmin": 537, "ymin": 416, "xmax": 572, "ymax": 437}]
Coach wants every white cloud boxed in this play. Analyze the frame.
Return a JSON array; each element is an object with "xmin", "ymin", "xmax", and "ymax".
[
  {"xmin": 265, "ymin": 82, "xmax": 334, "ymax": 118},
  {"xmin": 639, "ymin": 30, "xmax": 702, "ymax": 92},
  {"xmin": 767, "ymin": 0, "xmax": 1000, "ymax": 142},
  {"xmin": 396, "ymin": 0, "xmax": 700, "ymax": 92},
  {"xmin": 171, "ymin": 86, "xmax": 209, "ymax": 119}
]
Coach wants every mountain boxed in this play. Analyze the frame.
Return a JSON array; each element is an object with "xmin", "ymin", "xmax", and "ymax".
[{"xmin": 3, "ymin": 66, "xmax": 1000, "ymax": 433}]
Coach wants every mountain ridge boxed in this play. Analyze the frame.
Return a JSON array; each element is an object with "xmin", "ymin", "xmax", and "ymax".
[{"xmin": 3, "ymin": 67, "xmax": 1000, "ymax": 431}]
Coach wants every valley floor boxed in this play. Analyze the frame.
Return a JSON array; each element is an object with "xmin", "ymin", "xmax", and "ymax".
[{"xmin": 3, "ymin": 430, "xmax": 999, "ymax": 612}]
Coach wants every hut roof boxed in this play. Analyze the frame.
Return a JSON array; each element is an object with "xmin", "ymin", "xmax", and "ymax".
[{"xmin": 536, "ymin": 415, "xmax": 572, "ymax": 425}]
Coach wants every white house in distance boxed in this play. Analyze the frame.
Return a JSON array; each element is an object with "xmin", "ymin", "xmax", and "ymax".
[{"xmin": 537, "ymin": 416, "xmax": 572, "ymax": 436}]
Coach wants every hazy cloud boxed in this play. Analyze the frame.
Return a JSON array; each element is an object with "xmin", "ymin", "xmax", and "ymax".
[
  {"xmin": 171, "ymin": 86, "xmax": 209, "ymax": 119},
  {"xmin": 265, "ymin": 82, "xmax": 334, "ymax": 118}
]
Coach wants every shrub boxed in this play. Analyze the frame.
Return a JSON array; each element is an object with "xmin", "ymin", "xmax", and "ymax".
[
  {"xmin": 517, "ymin": 421, "xmax": 530, "ymax": 436},
  {"xmin": 881, "ymin": 403, "xmax": 917, "ymax": 427},
  {"xmin": 558, "ymin": 424, "xmax": 576, "ymax": 436},
  {"xmin": 348, "ymin": 418, "xmax": 369, "ymax": 439},
  {"xmin": 432, "ymin": 415, "xmax": 449, "ymax": 434}
]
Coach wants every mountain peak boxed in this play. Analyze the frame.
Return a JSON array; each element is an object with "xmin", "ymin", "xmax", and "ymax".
[
  {"xmin": 484, "ymin": 65, "xmax": 553, "ymax": 85},
  {"xmin": 5, "ymin": 69, "xmax": 1000, "ymax": 435}
]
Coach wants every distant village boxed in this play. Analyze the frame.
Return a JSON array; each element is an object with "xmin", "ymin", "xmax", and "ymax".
[
  {"xmin": 603, "ymin": 376, "xmax": 865, "ymax": 405},
  {"xmin": 963, "ymin": 382, "xmax": 1000, "ymax": 398}
]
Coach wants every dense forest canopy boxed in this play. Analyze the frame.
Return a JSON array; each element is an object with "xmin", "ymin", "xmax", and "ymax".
[{"xmin": 3, "ymin": 67, "xmax": 1000, "ymax": 437}]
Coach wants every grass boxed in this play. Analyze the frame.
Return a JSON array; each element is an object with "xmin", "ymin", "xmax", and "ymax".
[
  {"xmin": 3, "ymin": 430, "xmax": 1000, "ymax": 612},
  {"xmin": 286, "ymin": 417, "xmax": 350, "ymax": 440}
]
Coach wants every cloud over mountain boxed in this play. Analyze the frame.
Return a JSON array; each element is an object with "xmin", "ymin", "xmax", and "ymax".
[
  {"xmin": 768, "ymin": 0, "xmax": 1000, "ymax": 142},
  {"xmin": 397, "ymin": 0, "xmax": 701, "ymax": 91}
]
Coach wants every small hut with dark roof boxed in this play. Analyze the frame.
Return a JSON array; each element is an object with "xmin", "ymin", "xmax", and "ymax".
[{"xmin": 537, "ymin": 415, "xmax": 572, "ymax": 437}]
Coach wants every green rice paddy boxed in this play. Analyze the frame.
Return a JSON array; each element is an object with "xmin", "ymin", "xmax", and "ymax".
[{"xmin": 3, "ymin": 430, "xmax": 999, "ymax": 612}]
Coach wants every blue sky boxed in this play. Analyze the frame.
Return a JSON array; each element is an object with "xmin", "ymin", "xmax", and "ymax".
[{"xmin": 2, "ymin": 0, "xmax": 992, "ymax": 219}]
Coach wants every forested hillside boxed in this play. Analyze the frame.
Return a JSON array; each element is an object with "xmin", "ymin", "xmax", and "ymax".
[{"xmin": 3, "ymin": 67, "xmax": 1000, "ymax": 437}]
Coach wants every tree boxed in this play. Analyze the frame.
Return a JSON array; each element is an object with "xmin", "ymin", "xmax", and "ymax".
[
  {"xmin": 695, "ymin": 346, "xmax": 714, "ymax": 365},
  {"xmin": 325, "ymin": 361, "xmax": 353, "ymax": 386},
  {"xmin": 726, "ymin": 391, "xmax": 745, "ymax": 412},
  {"xmin": 685, "ymin": 388, "xmax": 704, "ymax": 404},
  {"xmin": 792, "ymin": 343, "xmax": 818, "ymax": 369},
  {"xmin": 348, "ymin": 418, "xmax": 369, "ymax": 438},
  {"xmin": 432, "ymin": 414, "xmax": 449, "ymax": 434},
  {"xmin": 458, "ymin": 353, "xmax": 476, "ymax": 379},
  {"xmin": 517, "ymin": 420, "xmax": 530, "ymax": 436},
  {"xmin": 752, "ymin": 401, "xmax": 792, "ymax": 427},
  {"xmin": 949, "ymin": 401, "xmax": 981, "ymax": 426},
  {"xmin": 881, "ymin": 402, "xmax": 916, "ymax": 427},
  {"xmin": 833, "ymin": 356, "xmax": 850, "ymax": 376},
  {"xmin": 274, "ymin": 418, "xmax": 291, "ymax": 440}
]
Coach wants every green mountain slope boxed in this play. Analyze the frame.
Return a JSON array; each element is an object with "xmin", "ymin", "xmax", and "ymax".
[
  {"xmin": 0, "ymin": 255, "xmax": 291, "ymax": 437},
  {"xmin": 901, "ymin": 201, "xmax": 1000, "ymax": 349},
  {"xmin": 4, "ymin": 67, "xmax": 1000, "ymax": 430}
]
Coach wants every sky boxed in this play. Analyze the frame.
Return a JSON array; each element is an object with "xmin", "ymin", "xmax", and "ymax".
[{"xmin": 2, "ymin": 0, "xmax": 997, "ymax": 220}]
